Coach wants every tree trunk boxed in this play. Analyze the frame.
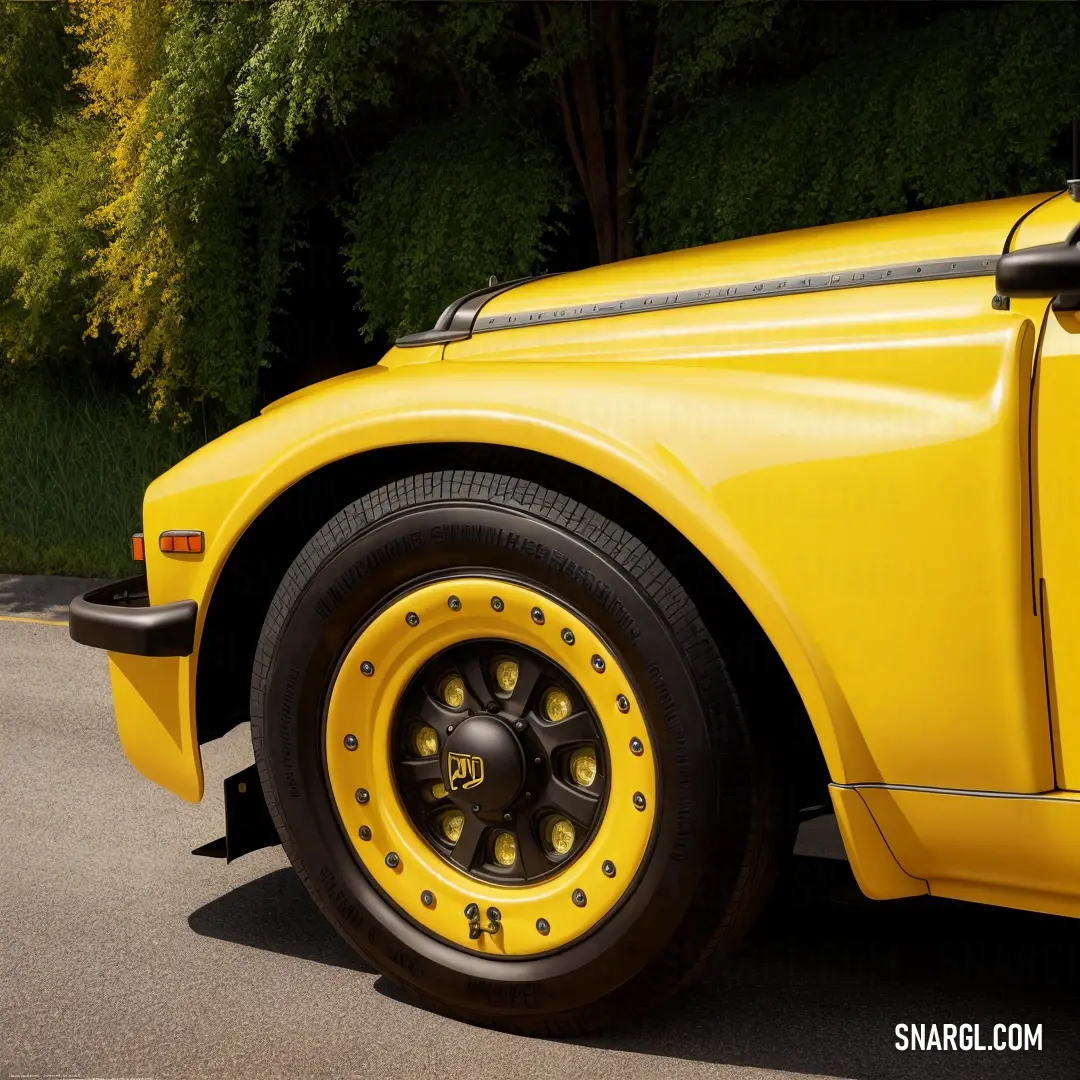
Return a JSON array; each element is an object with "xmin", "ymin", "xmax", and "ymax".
[{"xmin": 535, "ymin": 0, "xmax": 659, "ymax": 265}]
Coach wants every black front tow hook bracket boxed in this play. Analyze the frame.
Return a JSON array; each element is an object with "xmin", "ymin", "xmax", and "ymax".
[
  {"xmin": 191, "ymin": 763, "xmax": 281, "ymax": 863},
  {"xmin": 465, "ymin": 903, "xmax": 502, "ymax": 939}
]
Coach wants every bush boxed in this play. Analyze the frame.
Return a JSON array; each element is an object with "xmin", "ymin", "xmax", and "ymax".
[{"xmin": 638, "ymin": 2, "xmax": 1080, "ymax": 252}]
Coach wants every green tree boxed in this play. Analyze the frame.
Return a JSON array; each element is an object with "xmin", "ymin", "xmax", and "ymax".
[
  {"xmin": 639, "ymin": 2, "xmax": 1080, "ymax": 252},
  {"xmin": 1, "ymin": 0, "xmax": 1078, "ymax": 427},
  {"xmin": 342, "ymin": 114, "xmax": 567, "ymax": 340},
  {"xmin": 0, "ymin": 1, "xmax": 78, "ymax": 143},
  {"xmin": 0, "ymin": 112, "xmax": 108, "ymax": 373}
]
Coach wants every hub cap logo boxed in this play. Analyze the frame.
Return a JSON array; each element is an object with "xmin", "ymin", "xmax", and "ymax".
[{"xmin": 447, "ymin": 752, "xmax": 484, "ymax": 791}]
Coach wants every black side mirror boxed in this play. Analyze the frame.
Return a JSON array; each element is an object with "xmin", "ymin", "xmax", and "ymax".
[{"xmin": 996, "ymin": 234, "xmax": 1080, "ymax": 299}]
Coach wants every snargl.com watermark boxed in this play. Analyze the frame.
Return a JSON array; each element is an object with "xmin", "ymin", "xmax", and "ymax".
[{"xmin": 895, "ymin": 1023, "xmax": 1042, "ymax": 1052}]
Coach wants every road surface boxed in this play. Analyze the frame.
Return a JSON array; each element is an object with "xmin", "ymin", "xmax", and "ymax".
[{"xmin": 1, "ymin": 612, "xmax": 1077, "ymax": 1079}]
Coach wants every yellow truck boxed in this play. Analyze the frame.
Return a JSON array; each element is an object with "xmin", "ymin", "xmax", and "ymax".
[{"xmin": 71, "ymin": 188, "xmax": 1080, "ymax": 1033}]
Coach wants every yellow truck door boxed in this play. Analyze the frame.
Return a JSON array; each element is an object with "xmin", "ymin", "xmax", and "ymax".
[{"xmin": 1018, "ymin": 194, "xmax": 1080, "ymax": 787}]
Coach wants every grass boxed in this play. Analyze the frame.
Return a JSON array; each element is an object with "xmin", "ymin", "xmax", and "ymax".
[{"xmin": 0, "ymin": 380, "xmax": 207, "ymax": 578}]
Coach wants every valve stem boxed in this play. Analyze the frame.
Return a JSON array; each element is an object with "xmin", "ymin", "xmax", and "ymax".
[{"xmin": 465, "ymin": 902, "xmax": 502, "ymax": 939}]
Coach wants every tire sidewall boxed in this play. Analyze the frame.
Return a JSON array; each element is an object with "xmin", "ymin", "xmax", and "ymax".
[{"xmin": 253, "ymin": 486, "xmax": 751, "ymax": 1020}]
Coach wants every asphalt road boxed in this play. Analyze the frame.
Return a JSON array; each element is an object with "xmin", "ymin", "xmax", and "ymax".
[{"xmin": 3, "ymin": 614, "xmax": 1079, "ymax": 1080}]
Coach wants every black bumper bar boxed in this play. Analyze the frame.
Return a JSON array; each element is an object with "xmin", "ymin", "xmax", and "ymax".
[{"xmin": 69, "ymin": 576, "xmax": 198, "ymax": 657}]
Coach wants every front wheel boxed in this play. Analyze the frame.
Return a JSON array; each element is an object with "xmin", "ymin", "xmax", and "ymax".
[{"xmin": 250, "ymin": 470, "xmax": 788, "ymax": 1034}]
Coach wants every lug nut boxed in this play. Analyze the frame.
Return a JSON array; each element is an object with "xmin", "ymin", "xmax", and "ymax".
[
  {"xmin": 633, "ymin": 791, "xmax": 647, "ymax": 810},
  {"xmin": 616, "ymin": 694, "xmax": 630, "ymax": 713},
  {"xmin": 531, "ymin": 607, "xmax": 545, "ymax": 624},
  {"xmin": 355, "ymin": 788, "xmax": 370, "ymax": 804},
  {"xmin": 446, "ymin": 724, "xmax": 455, "ymax": 735},
  {"xmin": 412, "ymin": 725, "xmax": 439, "ymax": 757},
  {"xmin": 448, "ymin": 595, "xmax": 462, "ymax": 611},
  {"xmin": 441, "ymin": 810, "xmax": 464, "ymax": 843},
  {"xmin": 591, "ymin": 654, "xmax": 606, "ymax": 673},
  {"xmin": 385, "ymin": 852, "xmax": 400, "ymax": 868},
  {"xmin": 546, "ymin": 817, "xmax": 575, "ymax": 855},
  {"xmin": 358, "ymin": 825, "xmax": 371, "ymax": 841},
  {"xmin": 440, "ymin": 675, "xmax": 465, "ymax": 709},
  {"xmin": 405, "ymin": 611, "xmax": 420, "ymax": 627},
  {"xmin": 543, "ymin": 688, "xmax": 572, "ymax": 722},
  {"xmin": 421, "ymin": 890, "xmax": 434, "ymax": 907},
  {"xmin": 536, "ymin": 918, "xmax": 550, "ymax": 935},
  {"xmin": 561, "ymin": 628, "xmax": 575, "ymax": 645},
  {"xmin": 569, "ymin": 747, "xmax": 597, "ymax": 787},
  {"xmin": 572, "ymin": 889, "xmax": 587, "ymax": 907},
  {"xmin": 343, "ymin": 734, "xmax": 358, "ymax": 750},
  {"xmin": 602, "ymin": 860, "xmax": 616, "ymax": 877},
  {"xmin": 360, "ymin": 660, "xmax": 374, "ymax": 676},
  {"xmin": 629, "ymin": 737, "xmax": 644, "ymax": 756},
  {"xmin": 491, "ymin": 596, "xmax": 505, "ymax": 612},
  {"xmin": 495, "ymin": 659, "xmax": 518, "ymax": 691}
]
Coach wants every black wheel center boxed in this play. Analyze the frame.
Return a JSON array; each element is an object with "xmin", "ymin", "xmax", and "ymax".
[{"xmin": 441, "ymin": 715, "xmax": 524, "ymax": 812}]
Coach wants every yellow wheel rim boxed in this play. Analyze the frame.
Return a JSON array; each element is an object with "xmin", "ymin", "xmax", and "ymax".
[{"xmin": 324, "ymin": 577, "xmax": 657, "ymax": 956}]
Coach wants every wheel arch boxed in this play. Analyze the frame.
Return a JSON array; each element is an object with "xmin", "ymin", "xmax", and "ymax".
[{"xmin": 194, "ymin": 443, "xmax": 832, "ymax": 812}]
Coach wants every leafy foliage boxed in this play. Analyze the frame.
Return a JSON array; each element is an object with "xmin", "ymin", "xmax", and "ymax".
[
  {"xmin": 232, "ymin": 0, "xmax": 415, "ymax": 156},
  {"xmin": 0, "ymin": 112, "xmax": 108, "ymax": 373},
  {"xmin": 639, "ymin": 2, "xmax": 1080, "ymax": 252},
  {"xmin": 343, "ymin": 114, "xmax": 567, "ymax": 339},
  {"xmin": 0, "ymin": 1, "xmax": 78, "ymax": 143},
  {"xmin": 0, "ymin": 0, "xmax": 1078, "ymax": 433},
  {"xmin": 73, "ymin": 0, "xmax": 298, "ymax": 423}
]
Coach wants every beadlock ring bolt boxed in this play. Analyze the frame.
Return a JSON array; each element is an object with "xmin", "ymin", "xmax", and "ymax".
[
  {"xmin": 421, "ymin": 890, "xmax": 434, "ymax": 908},
  {"xmin": 633, "ymin": 792, "xmax": 647, "ymax": 810},
  {"xmin": 405, "ymin": 612, "xmax": 420, "ymax": 627},
  {"xmin": 360, "ymin": 660, "xmax": 374, "ymax": 676},
  {"xmin": 591, "ymin": 654, "xmax": 606, "ymax": 673},
  {"xmin": 343, "ymin": 734, "xmax": 358, "ymax": 751},
  {"xmin": 536, "ymin": 918, "xmax": 550, "ymax": 935},
  {"xmin": 355, "ymin": 788, "xmax": 369, "ymax": 804},
  {"xmin": 616, "ymin": 694, "xmax": 630, "ymax": 713},
  {"xmin": 572, "ymin": 889, "xmax": 587, "ymax": 907},
  {"xmin": 629, "ymin": 737, "xmax": 644, "ymax": 756},
  {"xmin": 491, "ymin": 596, "xmax": 504, "ymax": 612},
  {"xmin": 385, "ymin": 852, "xmax": 400, "ymax": 868},
  {"xmin": 602, "ymin": 860, "xmax": 616, "ymax": 877},
  {"xmin": 358, "ymin": 826, "xmax": 371, "ymax": 841},
  {"xmin": 531, "ymin": 607, "xmax": 545, "ymax": 625},
  {"xmin": 561, "ymin": 628, "xmax": 575, "ymax": 645},
  {"xmin": 514, "ymin": 720, "xmax": 525, "ymax": 732},
  {"xmin": 448, "ymin": 595, "xmax": 462, "ymax": 611}
]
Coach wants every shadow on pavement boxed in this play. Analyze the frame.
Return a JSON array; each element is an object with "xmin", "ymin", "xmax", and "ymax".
[
  {"xmin": 190, "ymin": 857, "xmax": 1080, "ymax": 1078},
  {"xmin": 579, "ymin": 858, "xmax": 1080, "ymax": 1079},
  {"xmin": 188, "ymin": 866, "xmax": 374, "ymax": 974},
  {"xmin": 0, "ymin": 572, "xmax": 108, "ymax": 619}
]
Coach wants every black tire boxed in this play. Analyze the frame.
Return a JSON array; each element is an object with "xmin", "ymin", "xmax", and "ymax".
[{"xmin": 250, "ymin": 470, "xmax": 789, "ymax": 1034}]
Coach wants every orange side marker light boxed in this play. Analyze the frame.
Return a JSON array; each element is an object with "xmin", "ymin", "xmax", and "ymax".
[
  {"xmin": 159, "ymin": 530, "xmax": 205, "ymax": 554},
  {"xmin": 131, "ymin": 534, "xmax": 145, "ymax": 562}
]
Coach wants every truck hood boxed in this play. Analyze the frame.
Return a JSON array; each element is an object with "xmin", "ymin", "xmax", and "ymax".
[{"xmin": 478, "ymin": 194, "xmax": 1048, "ymax": 321}]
